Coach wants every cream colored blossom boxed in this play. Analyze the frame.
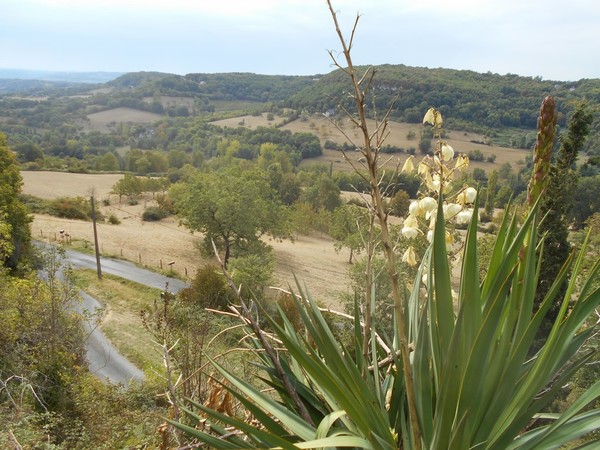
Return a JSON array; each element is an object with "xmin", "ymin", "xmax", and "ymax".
[
  {"xmin": 456, "ymin": 209, "xmax": 474, "ymax": 225},
  {"xmin": 402, "ymin": 216, "xmax": 420, "ymax": 239},
  {"xmin": 444, "ymin": 203, "xmax": 462, "ymax": 219},
  {"xmin": 455, "ymin": 154, "xmax": 469, "ymax": 170},
  {"xmin": 445, "ymin": 230, "xmax": 454, "ymax": 250},
  {"xmin": 401, "ymin": 156, "xmax": 415, "ymax": 174},
  {"xmin": 441, "ymin": 143, "xmax": 454, "ymax": 161},
  {"xmin": 402, "ymin": 246, "xmax": 417, "ymax": 266},
  {"xmin": 408, "ymin": 200, "xmax": 422, "ymax": 217},
  {"xmin": 402, "ymin": 226, "xmax": 420, "ymax": 239},
  {"xmin": 419, "ymin": 196, "xmax": 437, "ymax": 213},
  {"xmin": 423, "ymin": 108, "xmax": 443, "ymax": 127},
  {"xmin": 426, "ymin": 229, "xmax": 434, "ymax": 243},
  {"xmin": 465, "ymin": 186, "xmax": 477, "ymax": 203}
]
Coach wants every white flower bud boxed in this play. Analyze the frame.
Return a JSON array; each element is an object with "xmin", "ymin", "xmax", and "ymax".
[
  {"xmin": 402, "ymin": 226, "xmax": 420, "ymax": 239},
  {"xmin": 419, "ymin": 196, "xmax": 437, "ymax": 212},
  {"xmin": 445, "ymin": 203, "xmax": 462, "ymax": 219},
  {"xmin": 409, "ymin": 200, "xmax": 422, "ymax": 217},
  {"xmin": 465, "ymin": 186, "xmax": 477, "ymax": 204},
  {"xmin": 441, "ymin": 143, "xmax": 454, "ymax": 161},
  {"xmin": 456, "ymin": 209, "xmax": 473, "ymax": 225},
  {"xmin": 402, "ymin": 246, "xmax": 417, "ymax": 266}
]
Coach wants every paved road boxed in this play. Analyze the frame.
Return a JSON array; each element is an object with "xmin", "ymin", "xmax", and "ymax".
[
  {"xmin": 43, "ymin": 244, "xmax": 188, "ymax": 385},
  {"xmin": 64, "ymin": 248, "xmax": 188, "ymax": 292}
]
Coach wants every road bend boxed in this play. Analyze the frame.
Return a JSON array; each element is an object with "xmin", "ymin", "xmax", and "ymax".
[{"xmin": 42, "ymin": 243, "xmax": 188, "ymax": 385}]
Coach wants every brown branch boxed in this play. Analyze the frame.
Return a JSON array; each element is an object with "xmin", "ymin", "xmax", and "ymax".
[
  {"xmin": 211, "ymin": 240, "xmax": 315, "ymax": 427},
  {"xmin": 326, "ymin": 2, "xmax": 423, "ymax": 447}
]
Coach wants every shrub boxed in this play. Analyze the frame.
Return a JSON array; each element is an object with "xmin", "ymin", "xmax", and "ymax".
[
  {"xmin": 468, "ymin": 149, "xmax": 485, "ymax": 161},
  {"xmin": 50, "ymin": 197, "xmax": 90, "ymax": 220},
  {"xmin": 388, "ymin": 190, "xmax": 411, "ymax": 217},
  {"xmin": 141, "ymin": 206, "xmax": 168, "ymax": 221},
  {"xmin": 107, "ymin": 214, "xmax": 121, "ymax": 225}
]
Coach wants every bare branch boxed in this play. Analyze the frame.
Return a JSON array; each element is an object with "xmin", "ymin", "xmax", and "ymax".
[{"xmin": 211, "ymin": 240, "xmax": 315, "ymax": 426}]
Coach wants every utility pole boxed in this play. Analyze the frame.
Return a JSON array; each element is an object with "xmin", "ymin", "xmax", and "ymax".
[{"xmin": 90, "ymin": 195, "xmax": 102, "ymax": 279}]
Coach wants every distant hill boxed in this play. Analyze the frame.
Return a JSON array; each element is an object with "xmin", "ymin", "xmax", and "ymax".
[
  {"xmin": 108, "ymin": 71, "xmax": 316, "ymax": 103},
  {"xmin": 0, "ymin": 68, "xmax": 124, "ymax": 83},
  {"xmin": 287, "ymin": 65, "xmax": 600, "ymax": 130}
]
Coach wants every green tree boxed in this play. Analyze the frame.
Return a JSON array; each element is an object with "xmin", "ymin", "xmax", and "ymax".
[
  {"xmin": 484, "ymin": 169, "xmax": 498, "ymax": 216},
  {"xmin": 289, "ymin": 202, "xmax": 317, "ymax": 238},
  {"xmin": 388, "ymin": 190, "xmax": 411, "ymax": 217},
  {"xmin": 111, "ymin": 173, "xmax": 143, "ymax": 202},
  {"xmin": 0, "ymin": 133, "xmax": 32, "ymax": 270},
  {"xmin": 301, "ymin": 173, "xmax": 341, "ymax": 212},
  {"xmin": 174, "ymin": 169, "xmax": 288, "ymax": 267},
  {"xmin": 95, "ymin": 152, "xmax": 119, "ymax": 171},
  {"xmin": 571, "ymin": 175, "xmax": 600, "ymax": 227},
  {"xmin": 14, "ymin": 142, "xmax": 44, "ymax": 163},
  {"xmin": 536, "ymin": 101, "xmax": 593, "ymax": 322},
  {"xmin": 330, "ymin": 204, "xmax": 370, "ymax": 263}
]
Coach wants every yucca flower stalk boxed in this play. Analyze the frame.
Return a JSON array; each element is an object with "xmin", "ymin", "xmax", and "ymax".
[{"xmin": 527, "ymin": 95, "xmax": 557, "ymax": 207}]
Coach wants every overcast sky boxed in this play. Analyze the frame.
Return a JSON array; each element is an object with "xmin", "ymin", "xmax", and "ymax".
[{"xmin": 1, "ymin": 0, "xmax": 598, "ymax": 81}]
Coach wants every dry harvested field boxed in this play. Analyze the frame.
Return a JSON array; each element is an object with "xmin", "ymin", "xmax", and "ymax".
[
  {"xmin": 84, "ymin": 107, "xmax": 163, "ymax": 132},
  {"xmin": 213, "ymin": 114, "xmax": 529, "ymax": 173},
  {"xmin": 21, "ymin": 171, "xmax": 352, "ymax": 307},
  {"xmin": 212, "ymin": 112, "xmax": 282, "ymax": 129}
]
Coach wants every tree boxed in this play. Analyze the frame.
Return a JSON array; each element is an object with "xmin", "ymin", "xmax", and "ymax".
[
  {"xmin": 1, "ymin": 247, "xmax": 85, "ymax": 414},
  {"xmin": 0, "ymin": 133, "xmax": 32, "ymax": 270},
  {"xmin": 571, "ymin": 175, "xmax": 600, "ymax": 227},
  {"xmin": 301, "ymin": 173, "xmax": 341, "ymax": 212},
  {"xmin": 388, "ymin": 189, "xmax": 411, "ymax": 217},
  {"xmin": 536, "ymin": 101, "xmax": 593, "ymax": 322},
  {"xmin": 111, "ymin": 173, "xmax": 143, "ymax": 202},
  {"xmin": 14, "ymin": 142, "xmax": 44, "ymax": 163},
  {"xmin": 330, "ymin": 204, "xmax": 370, "ymax": 263},
  {"xmin": 174, "ymin": 169, "xmax": 288, "ymax": 267},
  {"xmin": 95, "ymin": 152, "xmax": 119, "ymax": 171}
]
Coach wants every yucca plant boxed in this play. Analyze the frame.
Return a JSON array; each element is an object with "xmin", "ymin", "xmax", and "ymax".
[
  {"xmin": 169, "ymin": 191, "xmax": 599, "ymax": 449},
  {"xmin": 168, "ymin": 2, "xmax": 600, "ymax": 448}
]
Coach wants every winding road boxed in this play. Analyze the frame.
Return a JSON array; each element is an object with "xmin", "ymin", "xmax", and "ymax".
[{"xmin": 62, "ymin": 247, "xmax": 188, "ymax": 385}]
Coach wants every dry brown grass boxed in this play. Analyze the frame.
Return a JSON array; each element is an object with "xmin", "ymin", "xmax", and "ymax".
[
  {"xmin": 84, "ymin": 107, "xmax": 163, "ymax": 132},
  {"xmin": 22, "ymin": 171, "xmax": 352, "ymax": 308},
  {"xmin": 212, "ymin": 114, "xmax": 528, "ymax": 173}
]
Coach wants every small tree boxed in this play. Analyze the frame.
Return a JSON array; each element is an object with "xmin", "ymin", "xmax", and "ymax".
[
  {"xmin": 388, "ymin": 189, "xmax": 411, "ymax": 217},
  {"xmin": 173, "ymin": 169, "xmax": 288, "ymax": 267},
  {"xmin": 330, "ymin": 204, "xmax": 370, "ymax": 263}
]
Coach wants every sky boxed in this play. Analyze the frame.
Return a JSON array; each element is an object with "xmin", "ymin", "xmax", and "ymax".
[{"xmin": 1, "ymin": 0, "xmax": 599, "ymax": 82}]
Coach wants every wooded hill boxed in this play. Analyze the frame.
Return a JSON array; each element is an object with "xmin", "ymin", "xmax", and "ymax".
[{"xmin": 1, "ymin": 65, "xmax": 599, "ymax": 156}]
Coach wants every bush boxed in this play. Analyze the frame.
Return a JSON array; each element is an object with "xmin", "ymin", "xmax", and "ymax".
[
  {"xmin": 141, "ymin": 206, "xmax": 168, "ymax": 221},
  {"xmin": 50, "ymin": 197, "xmax": 90, "ymax": 221},
  {"xmin": 468, "ymin": 149, "xmax": 485, "ymax": 161},
  {"xmin": 388, "ymin": 190, "xmax": 411, "ymax": 217},
  {"xmin": 107, "ymin": 214, "xmax": 121, "ymax": 225}
]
